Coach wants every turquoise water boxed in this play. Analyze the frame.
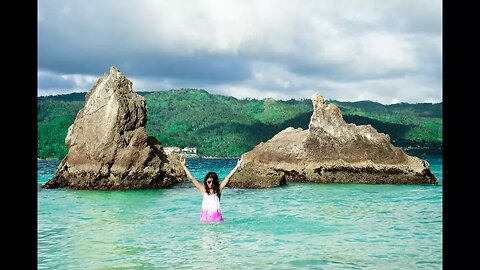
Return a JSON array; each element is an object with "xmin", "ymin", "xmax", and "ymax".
[{"xmin": 38, "ymin": 157, "xmax": 442, "ymax": 269}]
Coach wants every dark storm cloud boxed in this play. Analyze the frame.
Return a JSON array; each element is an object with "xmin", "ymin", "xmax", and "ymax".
[
  {"xmin": 38, "ymin": 15, "xmax": 251, "ymax": 85},
  {"xmin": 38, "ymin": 71, "xmax": 76, "ymax": 90},
  {"xmin": 38, "ymin": 0, "xmax": 442, "ymax": 104}
]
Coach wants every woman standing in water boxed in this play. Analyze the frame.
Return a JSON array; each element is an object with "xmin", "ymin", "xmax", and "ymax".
[{"xmin": 180, "ymin": 155, "xmax": 243, "ymax": 223}]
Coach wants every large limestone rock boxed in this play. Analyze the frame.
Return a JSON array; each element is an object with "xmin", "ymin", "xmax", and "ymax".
[
  {"xmin": 42, "ymin": 67, "xmax": 187, "ymax": 190},
  {"xmin": 229, "ymin": 94, "xmax": 437, "ymax": 188}
]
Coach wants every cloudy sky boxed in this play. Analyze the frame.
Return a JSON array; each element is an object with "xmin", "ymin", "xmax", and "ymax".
[{"xmin": 38, "ymin": 0, "xmax": 442, "ymax": 104}]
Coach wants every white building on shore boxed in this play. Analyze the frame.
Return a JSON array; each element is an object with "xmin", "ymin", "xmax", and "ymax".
[
  {"xmin": 181, "ymin": 147, "xmax": 197, "ymax": 154},
  {"xmin": 163, "ymin": 146, "xmax": 181, "ymax": 154},
  {"xmin": 163, "ymin": 146, "xmax": 198, "ymax": 156}
]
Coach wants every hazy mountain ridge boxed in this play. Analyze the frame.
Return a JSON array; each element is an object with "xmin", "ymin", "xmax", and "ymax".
[{"xmin": 38, "ymin": 89, "xmax": 442, "ymax": 159}]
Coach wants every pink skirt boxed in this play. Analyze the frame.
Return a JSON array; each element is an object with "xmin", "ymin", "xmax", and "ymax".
[{"xmin": 200, "ymin": 209, "xmax": 224, "ymax": 223}]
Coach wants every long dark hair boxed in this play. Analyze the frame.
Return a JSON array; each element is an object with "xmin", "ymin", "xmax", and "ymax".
[{"xmin": 204, "ymin": 172, "xmax": 221, "ymax": 200}]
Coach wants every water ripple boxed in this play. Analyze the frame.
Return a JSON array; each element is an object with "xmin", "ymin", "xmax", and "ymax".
[{"xmin": 38, "ymin": 157, "xmax": 442, "ymax": 269}]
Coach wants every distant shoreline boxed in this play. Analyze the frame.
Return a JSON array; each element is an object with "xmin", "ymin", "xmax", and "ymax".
[
  {"xmin": 38, "ymin": 153, "xmax": 440, "ymax": 161},
  {"xmin": 197, "ymin": 156, "xmax": 238, "ymax": 159},
  {"xmin": 37, "ymin": 156, "xmax": 239, "ymax": 161},
  {"xmin": 171, "ymin": 154, "xmax": 238, "ymax": 159}
]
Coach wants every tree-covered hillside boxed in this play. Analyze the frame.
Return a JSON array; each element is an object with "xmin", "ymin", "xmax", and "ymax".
[{"xmin": 37, "ymin": 89, "xmax": 442, "ymax": 159}]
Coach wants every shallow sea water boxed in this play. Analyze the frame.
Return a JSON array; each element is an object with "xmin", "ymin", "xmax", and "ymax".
[{"xmin": 38, "ymin": 157, "xmax": 442, "ymax": 269}]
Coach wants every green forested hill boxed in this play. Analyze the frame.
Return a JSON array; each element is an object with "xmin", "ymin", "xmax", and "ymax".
[{"xmin": 37, "ymin": 89, "xmax": 442, "ymax": 159}]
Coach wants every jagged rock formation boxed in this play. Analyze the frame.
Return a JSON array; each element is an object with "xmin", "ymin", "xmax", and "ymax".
[
  {"xmin": 229, "ymin": 94, "xmax": 437, "ymax": 188},
  {"xmin": 42, "ymin": 67, "xmax": 187, "ymax": 190}
]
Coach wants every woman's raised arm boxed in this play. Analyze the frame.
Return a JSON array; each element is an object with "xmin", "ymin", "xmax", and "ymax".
[
  {"xmin": 220, "ymin": 154, "xmax": 244, "ymax": 191},
  {"xmin": 180, "ymin": 157, "xmax": 205, "ymax": 194}
]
